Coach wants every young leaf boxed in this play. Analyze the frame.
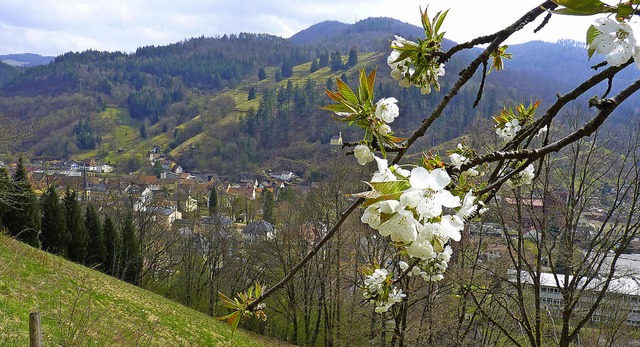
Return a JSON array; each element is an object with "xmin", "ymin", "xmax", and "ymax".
[{"xmin": 336, "ymin": 78, "xmax": 359, "ymax": 104}]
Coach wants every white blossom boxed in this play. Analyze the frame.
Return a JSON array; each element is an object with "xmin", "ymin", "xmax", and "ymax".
[
  {"xmin": 371, "ymin": 156, "xmax": 397, "ymax": 182},
  {"xmin": 354, "ymin": 144, "xmax": 374, "ymax": 165},
  {"xmin": 375, "ymin": 97, "xmax": 400, "ymax": 123},
  {"xmin": 449, "ymin": 153, "xmax": 469, "ymax": 169},
  {"xmin": 496, "ymin": 119, "xmax": 521, "ymax": 141},
  {"xmin": 590, "ymin": 17, "xmax": 636, "ymax": 67},
  {"xmin": 379, "ymin": 124, "xmax": 392, "ymax": 136}
]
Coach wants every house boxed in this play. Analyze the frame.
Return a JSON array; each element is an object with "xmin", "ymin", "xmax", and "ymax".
[
  {"xmin": 226, "ymin": 184, "xmax": 256, "ymax": 200},
  {"xmin": 270, "ymin": 171, "xmax": 295, "ymax": 181},
  {"xmin": 170, "ymin": 163, "xmax": 183, "ymax": 175},
  {"xmin": 69, "ymin": 161, "xmax": 80, "ymax": 171},
  {"xmin": 330, "ymin": 132, "xmax": 343, "ymax": 146},
  {"xmin": 97, "ymin": 164, "xmax": 113, "ymax": 173},
  {"xmin": 149, "ymin": 206, "xmax": 182, "ymax": 225},
  {"xmin": 83, "ymin": 159, "xmax": 98, "ymax": 172},
  {"xmin": 242, "ymin": 220, "xmax": 275, "ymax": 242}
]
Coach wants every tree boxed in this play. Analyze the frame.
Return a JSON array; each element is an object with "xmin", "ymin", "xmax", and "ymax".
[
  {"xmin": 218, "ymin": 3, "xmax": 640, "ymax": 342},
  {"xmin": 64, "ymin": 188, "xmax": 87, "ymax": 264},
  {"xmin": 208, "ymin": 187, "xmax": 218, "ymax": 216},
  {"xmin": 281, "ymin": 59, "xmax": 294, "ymax": 78},
  {"xmin": 103, "ymin": 215, "xmax": 121, "ymax": 277},
  {"xmin": 247, "ymin": 87, "xmax": 256, "ymax": 100},
  {"xmin": 258, "ymin": 67, "xmax": 267, "ymax": 81},
  {"xmin": 310, "ymin": 59, "xmax": 319, "ymax": 73},
  {"xmin": 3, "ymin": 157, "xmax": 40, "ymax": 247},
  {"xmin": 347, "ymin": 47, "xmax": 358, "ymax": 68},
  {"xmin": 121, "ymin": 213, "xmax": 142, "ymax": 285},
  {"xmin": 318, "ymin": 50, "xmax": 329, "ymax": 68},
  {"xmin": 152, "ymin": 160, "xmax": 164, "ymax": 178},
  {"xmin": 139, "ymin": 122, "xmax": 147, "ymax": 138},
  {"xmin": 40, "ymin": 185, "xmax": 68, "ymax": 256},
  {"xmin": 261, "ymin": 189, "xmax": 275, "ymax": 225},
  {"xmin": 329, "ymin": 51, "xmax": 342, "ymax": 71},
  {"xmin": 85, "ymin": 204, "xmax": 106, "ymax": 269}
]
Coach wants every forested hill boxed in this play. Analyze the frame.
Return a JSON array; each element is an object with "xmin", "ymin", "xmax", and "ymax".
[{"xmin": 0, "ymin": 17, "xmax": 638, "ymax": 177}]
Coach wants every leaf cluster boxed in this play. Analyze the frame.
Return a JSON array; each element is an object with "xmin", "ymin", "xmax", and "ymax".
[{"xmin": 217, "ymin": 283, "xmax": 267, "ymax": 334}]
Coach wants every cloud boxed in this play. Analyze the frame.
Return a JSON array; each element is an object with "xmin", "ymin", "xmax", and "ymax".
[{"xmin": 0, "ymin": 0, "xmax": 594, "ymax": 56}]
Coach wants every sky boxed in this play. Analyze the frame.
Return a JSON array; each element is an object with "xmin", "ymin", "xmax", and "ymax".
[{"xmin": 0, "ymin": 0, "xmax": 603, "ymax": 57}]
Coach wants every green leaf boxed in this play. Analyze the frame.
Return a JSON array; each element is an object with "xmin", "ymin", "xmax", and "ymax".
[
  {"xmin": 586, "ymin": 25, "xmax": 599, "ymax": 59},
  {"xmin": 617, "ymin": 3, "xmax": 634, "ymax": 19},
  {"xmin": 552, "ymin": 0, "xmax": 609, "ymax": 12},
  {"xmin": 358, "ymin": 69, "xmax": 369, "ymax": 103},
  {"xmin": 367, "ymin": 69, "xmax": 376, "ymax": 96},
  {"xmin": 325, "ymin": 88, "xmax": 344, "ymax": 103},
  {"xmin": 336, "ymin": 78, "xmax": 359, "ymax": 104},
  {"xmin": 390, "ymin": 49, "xmax": 414, "ymax": 64},
  {"xmin": 321, "ymin": 103, "xmax": 349, "ymax": 113},
  {"xmin": 369, "ymin": 180, "xmax": 411, "ymax": 195},
  {"xmin": 433, "ymin": 9, "xmax": 449, "ymax": 35}
]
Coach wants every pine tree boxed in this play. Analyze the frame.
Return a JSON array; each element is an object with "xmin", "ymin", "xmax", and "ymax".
[
  {"xmin": 64, "ymin": 188, "xmax": 88, "ymax": 263},
  {"xmin": 330, "ymin": 51, "xmax": 343, "ymax": 71},
  {"xmin": 258, "ymin": 67, "xmax": 267, "ymax": 81},
  {"xmin": 85, "ymin": 204, "xmax": 106, "ymax": 269},
  {"xmin": 0, "ymin": 168, "xmax": 11, "ymax": 229},
  {"xmin": 248, "ymin": 87, "xmax": 256, "ymax": 100},
  {"xmin": 281, "ymin": 59, "xmax": 294, "ymax": 78},
  {"xmin": 208, "ymin": 187, "xmax": 218, "ymax": 216},
  {"xmin": 318, "ymin": 50, "xmax": 329, "ymax": 67},
  {"xmin": 4, "ymin": 157, "xmax": 40, "ymax": 247},
  {"xmin": 103, "ymin": 215, "xmax": 121, "ymax": 277},
  {"xmin": 347, "ymin": 47, "xmax": 358, "ymax": 68},
  {"xmin": 121, "ymin": 213, "xmax": 142, "ymax": 285},
  {"xmin": 262, "ymin": 189, "xmax": 276, "ymax": 225},
  {"xmin": 310, "ymin": 58, "xmax": 319, "ymax": 73},
  {"xmin": 40, "ymin": 185, "xmax": 68, "ymax": 256}
]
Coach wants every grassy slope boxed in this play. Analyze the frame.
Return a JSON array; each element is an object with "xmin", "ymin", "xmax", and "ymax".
[{"xmin": 0, "ymin": 234, "xmax": 288, "ymax": 346}]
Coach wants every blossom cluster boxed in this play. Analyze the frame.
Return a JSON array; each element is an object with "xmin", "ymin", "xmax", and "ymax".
[
  {"xmin": 358, "ymin": 157, "xmax": 477, "ymax": 282},
  {"xmin": 399, "ymin": 245, "xmax": 452, "ymax": 282},
  {"xmin": 589, "ymin": 17, "xmax": 639, "ymax": 67},
  {"xmin": 496, "ymin": 119, "xmax": 521, "ymax": 142},
  {"xmin": 353, "ymin": 97, "xmax": 400, "ymax": 166},
  {"xmin": 388, "ymin": 35, "xmax": 445, "ymax": 94},
  {"xmin": 362, "ymin": 267, "xmax": 406, "ymax": 313},
  {"xmin": 506, "ymin": 163, "xmax": 535, "ymax": 188}
]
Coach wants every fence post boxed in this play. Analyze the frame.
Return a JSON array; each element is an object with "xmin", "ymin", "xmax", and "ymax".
[{"xmin": 29, "ymin": 311, "xmax": 42, "ymax": 347}]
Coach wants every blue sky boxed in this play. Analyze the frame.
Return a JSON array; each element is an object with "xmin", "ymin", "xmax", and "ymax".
[{"xmin": 0, "ymin": 1, "xmax": 601, "ymax": 56}]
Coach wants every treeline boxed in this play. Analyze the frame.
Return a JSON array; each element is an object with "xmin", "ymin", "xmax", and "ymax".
[{"xmin": 1, "ymin": 158, "xmax": 142, "ymax": 285}]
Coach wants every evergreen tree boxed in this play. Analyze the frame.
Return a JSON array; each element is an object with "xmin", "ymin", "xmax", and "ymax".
[
  {"xmin": 281, "ymin": 59, "xmax": 294, "ymax": 78},
  {"xmin": 121, "ymin": 213, "xmax": 142, "ymax": 285},
  {"xmin": 139, "ymin": 123, "xmax": 147, "ymax": 138},
  {"xmin": 103, "ymin": 215, "xmax": 121, "ymax": 277},
  {"xmin": 4, "ymin": 157, "xmax": 40, "ymax": 247},
  {"xmin": 64, "ymin": 188, "xmax": 88, "ymax": 263},
  {"xmin": 85, "ymin": 204, "xmax": 106, "ymax": 269},
  {"xmin": 152, "ymin": 160, "xmax": 164, "ymax": 178},
  {"xmin": 208, "ymin": 187, "xmax": 218, "ymax": 216},
  {"xmin": 310, "ymin": 58, "xmax": 319, "ymax": 73},
  {"xmin": 40, "ymin": 185, "xmax": 68, "ymax": 256},
  {"xmin": 318, "ymin": 50, "xmax": 329, "ymax": 67},
  {"xmin": 258, "ymin": 67, "xmax": 267, "ymax": 81},
  {"xmin": 330, "ymin": 51, "xmax": 343, "ymax": 71},
  {"xmin": 262, "ymin": 189, "xmax": 276, "ymax": 225},
  {"xmin": 0, "ymin": 168, "xmax": 11, "ymax": 229},
  {"xmin": 248, "ymin": 87, "xmax": 257, "ymax": 100},
  {"xmin": 347, "ymin": 47, "xmax": 358, "ymax": 68}
]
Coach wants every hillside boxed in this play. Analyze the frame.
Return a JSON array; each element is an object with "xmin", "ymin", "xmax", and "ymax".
[
  {"xmin": 0, "ymin": 17, "xmax": 639, "ymax": 178},
  {"xmin": 0, "ymin": 234, "xmax": 288, "ymax": 346}
]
